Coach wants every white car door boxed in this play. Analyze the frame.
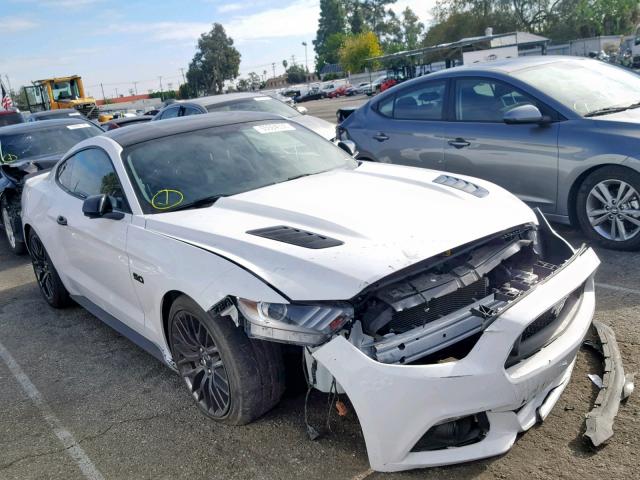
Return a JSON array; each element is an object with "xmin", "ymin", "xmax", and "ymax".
[{"xmin": 52, "ymin": 147, "xmax": 144, "ymax": 330}]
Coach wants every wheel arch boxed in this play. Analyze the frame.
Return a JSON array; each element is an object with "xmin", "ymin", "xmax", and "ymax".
[
  {"xmin": 567, "ymin": 163, "xmax": 637, "ymax": 226},
  {"xmin": 160, "ymin": 289, "xmax": 187, "ymax": 352}
]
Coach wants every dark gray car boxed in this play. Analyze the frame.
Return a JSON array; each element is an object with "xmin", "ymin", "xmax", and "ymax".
[
  {"xmin": 152, "ymin": 92, "xmax": 336, "ymax": 141},
  {"xmin": 339, "ymin": 56, "xmax": 640, "ymax": 250}
]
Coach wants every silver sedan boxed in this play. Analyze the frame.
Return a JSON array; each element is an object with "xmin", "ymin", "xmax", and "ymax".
[{"xmin": 339, "ymin": 56, "xmax": 640, "ymax": 250}]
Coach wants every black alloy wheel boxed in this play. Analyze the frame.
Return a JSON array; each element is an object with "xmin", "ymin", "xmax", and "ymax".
[
  {"xmin": 30, "ymin": 232, "xmax": 55, "ymax": 302},
  {"xmin": 27, "ymin": 230, "xmax": 71, "ymax": 308},
  {"xmin": 171, "ymin": 311, "xmax": 231, "ymax": 418}
]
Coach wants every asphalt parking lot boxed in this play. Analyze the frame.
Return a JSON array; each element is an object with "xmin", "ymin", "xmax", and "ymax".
[{"xmin": 0, "ymin": 97, "xmax": 638, "ymax": 480}]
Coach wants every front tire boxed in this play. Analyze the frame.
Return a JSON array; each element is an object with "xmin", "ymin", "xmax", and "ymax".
[
  {"xmin": 1, "ymin": 196, "xmax": 25, "ymax": 255},
  {"xmin": 168, "ymin": 295, "xmax": 285, "ymax": 425},
  {"xmin": 576, "ymin": 166, "xmax": 640, "ymax": 250},
  {"xmin": 28, "ymin": 230, "xmax": 71, "ymax": 308}
]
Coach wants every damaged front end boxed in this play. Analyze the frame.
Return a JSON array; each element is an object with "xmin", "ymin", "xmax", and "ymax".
[{"xmin": 300, "ymin": 214, "xmax": 600, "ymax": 471}]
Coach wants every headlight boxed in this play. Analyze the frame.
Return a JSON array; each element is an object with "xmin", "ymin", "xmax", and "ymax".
[{"xmin": 237, "ymin": 298, "xmax": 352, "ymax": 346}]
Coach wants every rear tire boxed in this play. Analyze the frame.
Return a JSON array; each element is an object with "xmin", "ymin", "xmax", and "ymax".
[
  {"xmin": 1, "ymin": 196, "xmax": 26, "ymax": 255},
  {"xmin": 168, "ymin": 295, "xmax": 285, "ymax": 425},
  {"xmin": 576, "ymin": 166, "xmax": 640, "ymax": 250},
  {"xmin": 28, "ymin": 230, "xmax": 71, "ymax": 308}
]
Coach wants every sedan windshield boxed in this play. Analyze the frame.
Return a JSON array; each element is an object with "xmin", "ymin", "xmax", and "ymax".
[
  {"xmin": 206, "ymin": 97, "xmax": 300, "ymax": 118},
  {"xmin": 0, "ymin": 123, "xmax": 103, "ymax": 163},
  {"xmin": 512, "ymin": 60, "xmax": 640, "ymax": 117},
  {"xmin": 123, "ymin": 121, "xmax": 357, "ymax": 213}
]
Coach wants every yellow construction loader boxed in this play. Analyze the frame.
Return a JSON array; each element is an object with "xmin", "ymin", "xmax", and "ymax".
[{"xmin": 23, "ymin": 75, "xmax": 98, "ymax": 119}]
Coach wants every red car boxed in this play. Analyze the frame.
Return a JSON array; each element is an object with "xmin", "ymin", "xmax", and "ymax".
[
  {"xmin": 379, "ymin": 78, "xmax": 398, "ymax": 92},
  {"xmin": 327, "ymin": 85, "xmax": 350, "ymax": 98}
]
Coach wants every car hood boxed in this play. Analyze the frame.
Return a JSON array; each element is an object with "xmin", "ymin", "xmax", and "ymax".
[
  {"xmin": 144, "ymin": 162, "xmax": 536, "ymax": 301},
  {"xmin": 290, "ymin": 114, "xmax": 336, "ymax": 140}
]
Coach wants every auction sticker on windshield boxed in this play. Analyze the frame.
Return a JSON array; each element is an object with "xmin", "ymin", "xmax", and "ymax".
[
  {"xmin": 253, "ymin": 97, "xmax": 271, "ymax": 101},
  {"xmin": 67, "ymin": 124, "xmax": 91, "ymax": 130},
  {"xmin": 253, "ymin": 123, "xmax": 296, "ymax": 134}
]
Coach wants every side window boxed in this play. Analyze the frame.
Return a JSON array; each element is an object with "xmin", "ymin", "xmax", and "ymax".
[
  {"xmin": 377, "ymin": 96, "xmax": 394, "ymax": 118},
  {"xmin": 159, "ymin": 106, "xmax": 179, "ymax": 119},
  {"xmin": 57, "ymin": 149, "xmax": 130, "ymax": 212},
  {"xmin": 393, "ymin": 81, "xmax": 446, "ymax": 120},
  {"xmin": 455, "ymin": 78, "xmax": 539, "ymax": 122},
  {"xmin": 181, "ymin": 106, "xmax": 200, "ymax": 116},
  {"xmin": 56, "ymin": 157, "xmax": 76, "ymax": 191}
]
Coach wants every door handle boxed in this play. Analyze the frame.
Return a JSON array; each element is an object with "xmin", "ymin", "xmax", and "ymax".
[
  {"xmin": 373, "ymin": 132, "xmax": 389, "ymax": 142},
  {"xmin": 56, "ymin": 215, "xmax": 67, "ymax": 226},
  {"xmin": 448, "ymin": 138, "xmax": 471, "ymax": 149}
]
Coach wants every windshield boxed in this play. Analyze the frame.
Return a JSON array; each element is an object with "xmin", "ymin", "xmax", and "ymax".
[
  {"xmin": 123, "ymin": 120, "xmax": 357, "ymax": 214},
  {"xmin": 0, "ymin": 123, "xmax": 102, "ymax": 163},
  {"xmin": 512, "ymin": 60, "xmax": 640, "ymax": 116},
  {"xmin": 52, "ymin": 80, "xmax": 80, "ymax": 101},
  {"xmin": 206, "ymin": 97, "xmax": 300, "ymax": 118}
]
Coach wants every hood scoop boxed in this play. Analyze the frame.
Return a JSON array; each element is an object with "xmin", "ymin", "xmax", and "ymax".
[
  {"xmin": 247, "ymin": 225, "xmax": 343, "ymax": 249},
  {"xmin": 433, "ymin": 175, "xmax": 489, "ymax": 198}
]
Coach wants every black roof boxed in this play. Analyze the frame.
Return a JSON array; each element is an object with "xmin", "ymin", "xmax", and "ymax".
[
  {"xmin": 104, "ymin": 111, "xmax": 282, "ymax": 147},
  {"xmin": 29, "ymin": 109, "xmax": 84, "ymax": 119},
  {"xmin": 0, "ymin": 117, "xmax": 96, "ymax": 135}
]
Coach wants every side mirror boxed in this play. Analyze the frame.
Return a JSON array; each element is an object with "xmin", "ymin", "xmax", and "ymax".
[
  {"xmin": 82, "ymin": 194, "xmax": 124, "ymax": 220},
  {"xmin": 295, "ymin": 105, "xmax": 308, "ymax": 115},
  {"xmin": 337, "ymin": 140, "xmax": 358, "ymax": 157},
  {"xmin": 503, "ymin": 104, "xmax": 549, "ymax": 124}
]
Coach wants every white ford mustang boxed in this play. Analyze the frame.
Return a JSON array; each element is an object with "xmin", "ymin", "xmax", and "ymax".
[{"xmin": 21, "ymin": 112, "xmax": 600, "ymax": 472}]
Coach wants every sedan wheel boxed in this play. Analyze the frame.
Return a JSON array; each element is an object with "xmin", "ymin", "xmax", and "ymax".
[
  {"xmin": 1, "ymin": 198, "xmax": 25, "ymax": 255},
  {"xmin": 586, "ymin": 180, "xmax": 640, "ymax": 242},
  {"xmin": 171, "ymin": 311, "xmax": 231, "ymax": 417},
  {"xmin": 577, "ymin": 166, "xmax": 640, "ymax": 250},
  {"xmin": 168, "ymin": 295, "xmax": 285, "ymax": 425},
  {"xmin": 28, "ymin": 230, "xmax": 71, "ymax": 308}
]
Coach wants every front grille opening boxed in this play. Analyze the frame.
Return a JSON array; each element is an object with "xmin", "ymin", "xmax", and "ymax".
[
  {"xmin": 389, "ymin": 278, "xmax": 489, "ymax": 333},
  {"xmin": 411, "ymin": 412, "xmax": 490, "ymax": 452},
  {"xmin": 505, "ymin": 284, "xmax": 584, "ymax": 368},
  {"xmin": 407, "ymin": 332, "xmax": 482, "ymax": 365}
]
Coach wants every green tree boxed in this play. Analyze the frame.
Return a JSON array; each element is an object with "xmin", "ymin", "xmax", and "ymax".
[
  {"xmin": 186, "ymin": 23, "xmax": 240, "ymax": 95},
  {"xmin": 402, "ymin": 7, "xmax": 424, "ymax": 50},
  {"xmin": 361, "ymin": 0, "xmax": 398, "ymax": 41},
  {"xmin": 236, "ymin": 78, "xmax": 250, "ymax": 91},
  {"xmin": 314, "ymin": 0, "xmax": 347, "ymax": 73},
  {"xmin": 286, "ymin": 64, "xmax": 307, "ymax": 83},
  {"xmin": 339, "ymin": 31, "xmax": 383, "ymax": 73},
  {"xmin": 248, "ymin": 72, "xmax": 261, "ymax": 90}
]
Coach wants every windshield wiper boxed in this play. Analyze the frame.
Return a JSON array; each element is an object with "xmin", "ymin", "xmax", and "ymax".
[
  {"xmin": 169, "ymin": 194, "xmax": 225, "ymax": 212},
  {"xmin": 584, "ymin": 100, "xmax": 640, "ymax": 117}
]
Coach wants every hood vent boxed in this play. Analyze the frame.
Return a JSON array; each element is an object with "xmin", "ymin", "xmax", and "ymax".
[
  {"xmin": 247, "ymin": 225, "xmax": 343, "ymax": 249},
  {"xmin": 433, "ymin": 175, "xmax": 489, "ymax": 198}
]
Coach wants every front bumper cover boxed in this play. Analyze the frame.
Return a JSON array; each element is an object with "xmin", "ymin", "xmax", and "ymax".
[{"xmin": 313, "ymin": 246, "xmax": 600, "ymax": 472}]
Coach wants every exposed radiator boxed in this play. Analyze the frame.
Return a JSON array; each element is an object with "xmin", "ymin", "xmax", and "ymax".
[{"xmin": 389, "ymin": 277, "xmax": 490, "ymax": 333}]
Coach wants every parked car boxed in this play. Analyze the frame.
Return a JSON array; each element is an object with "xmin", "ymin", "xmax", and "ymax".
[
  {"xmin": 28, "ymin": 109, "xmax": 85, "ymax": 121},
  {"xmin": 0, "ymin": 109, "xmax": 25, "ymax": 127},
  {"xmin": 355, "ymin": 82, "xmax": 371, "ymax": 94},
  {"xmin": 364, "ymin": 76, "xmax": 387, "ymax": 96},
  {"xmin": 294, "ymin": 87, "xmax": 323, "ymax": 102},
  {"xmin": 327, "ymin": 84, "xmax": 350, "ymax": 98},
  {"xmin": 152, "ymin": 92, "xmax": 336, "ymax": 140},
  {"xmin": 21, "ymin": 111, "xmax": 599, "ymax": 472},
  {"xmin": 0, "ymin": 118, "xmax": 103, "ymax": 253},
  {"xmin": 103, "ymin": 116, "xmax": 152, "ymax": 131},
  {"xmin": 339, "ymin": 56, "xmax": 640, "ymax": 250}
]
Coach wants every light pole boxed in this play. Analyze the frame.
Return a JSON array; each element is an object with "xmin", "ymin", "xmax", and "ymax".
[
  {"xmin": 302, "ymin": 41, "xmax": 309, "ymax": 86},
  {"xmin": 158, "ymin": 76, "xmax": 164, "ymax": 101}
]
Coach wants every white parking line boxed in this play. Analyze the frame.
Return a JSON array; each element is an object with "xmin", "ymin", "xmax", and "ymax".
[
  {"xmin": 595, "ymin": 282, "xmax": 640, "ymax": 296},
  {"xmin": 0, "ymin": 340, "xmax": 105, "ymax": 480}
]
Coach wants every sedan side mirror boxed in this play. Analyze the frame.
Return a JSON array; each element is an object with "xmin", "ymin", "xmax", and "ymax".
[
  {"xmin": 503, "ymin": 104, "xmax": 549, "ymax": 124},
  {"xmin": 295, "ymin": 105, "xmax": 308, "ymax": 115},
  {"xmin": 337, "ymin": 140, "xmax": 358, "ymax": 157},
  {"xmin": 83, "ymin": 194, "xmax": 124, "ymax": 220}
]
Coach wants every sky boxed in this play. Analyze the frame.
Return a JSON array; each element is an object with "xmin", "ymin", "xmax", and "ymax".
[{"xmin": 0, "ymin": 0, "xmax": 436, "ymax": 99}]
